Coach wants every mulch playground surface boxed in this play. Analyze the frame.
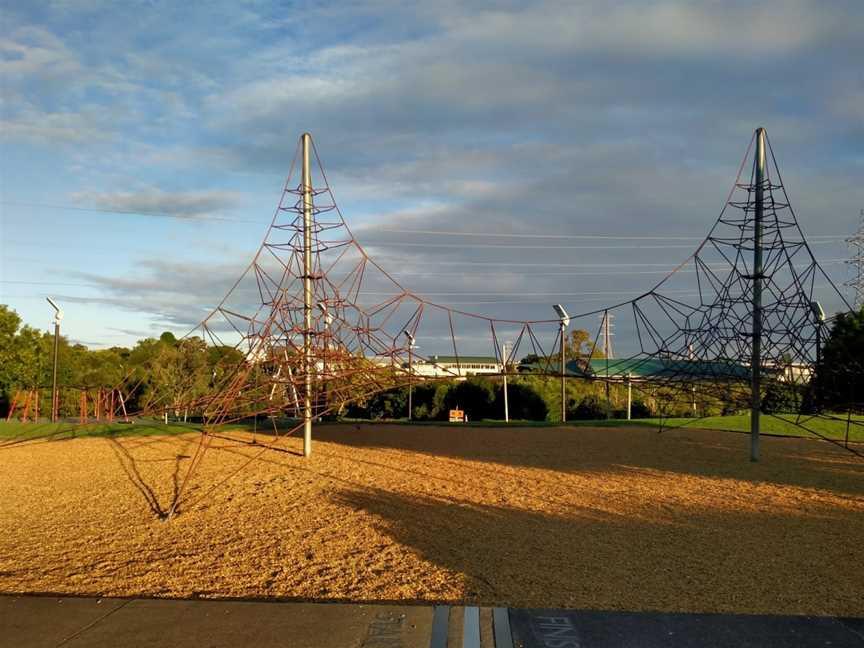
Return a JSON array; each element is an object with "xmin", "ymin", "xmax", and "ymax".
[{"xmin": 0, "ymin": 424, "xmax": 861, "ymax": 616}]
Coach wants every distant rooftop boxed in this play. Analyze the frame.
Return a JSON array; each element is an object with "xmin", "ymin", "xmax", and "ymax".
[
  {"xmin": 518, "ymin": 357, "xmax": 750, "ymax": 381},
  {"xmin": 570, "ymin": 357, "xmax": 750, "ymax": 380},
  {"xmin": 422, "ymin": 355, "xmax": 499, "ymax": 364}
]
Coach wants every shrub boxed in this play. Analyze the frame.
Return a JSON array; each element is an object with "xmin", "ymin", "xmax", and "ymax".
[
  {"xmin": 410, "ymin": 383, "xmax": 443, "ymax": 420},
  {"xmin": 344, "ymin": 400, "xmax": 368, "ymax": 419},
  {"xmin": 629, "ymin": 399, "xmax": 653, "ymax": 418},
  {"xmin": 569, "ymin": 394, "xmax": 607, "ymax": 420},
  {"xmin": 366, "ymin": 387, "xmax": 407, "ymax": 420},
  {"xmin": 497, "ymin": 381, "xmax": 548, "ymax": 421},
  {"xmin": 441, "ymin": 378, "xmax": 496, "ymax": 420},
  {"xmin": 761, "ymin": 381, "xmax": 802, "ymax": 414}
]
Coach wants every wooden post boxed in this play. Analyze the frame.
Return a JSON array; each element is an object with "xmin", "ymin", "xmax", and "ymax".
[
  {"xmin": 117, "ymin": 389, "xmax": 129, "ymax": 422},
  {"xmin": 6, "ymin": 391, "xmax": 20, "ymax": 422},
  {"xmin": 21, "ymin": 391, "xmax": 32, "ymax": 422}
]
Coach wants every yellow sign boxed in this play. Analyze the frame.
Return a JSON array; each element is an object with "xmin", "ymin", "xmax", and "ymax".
[{"xmin": 449, "ymin": 409, "xmax": 465, "ymax": 422}]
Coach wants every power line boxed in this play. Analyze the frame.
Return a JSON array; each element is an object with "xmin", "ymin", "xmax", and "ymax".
[
  {"xmin": 364, "ymin": 241, "xmax": 836, "ymax": 250},
  {"xmin": 361, "ymin": 288, "xmax": 704, "ymax": 297},
  {"xmin": 2, "ymin": 201, "xmax": 850, "ymax": 243},
  {"xmin": 383, "ymin": 262, "xmax": 847, "ymax": 276},
  {"xmin": 357, "ymin": 226, "xmax": 849, "ymax": 241},
  {"xmin": 371, "ymin": 258, "xmax": 850, "ymax": 268},
  {"xmin": 0, "ymin": 284, "xmax": 707, "ymax": 298},
  {"xmin": 0, "ymin": 260, "xmax": 848, "ymax": 290}
]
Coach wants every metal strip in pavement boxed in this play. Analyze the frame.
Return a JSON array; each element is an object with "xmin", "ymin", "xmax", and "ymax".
[
  {"xmin": 463, "ymin": 606, "xmax": 480, "ymax": 648},
  {"xmin": 492, "ymin": 608, "xmax": 514, "ymax": 648},
  {"xmin": 430, "ymin": 605, "xmax": 450, "ymax": 648}
]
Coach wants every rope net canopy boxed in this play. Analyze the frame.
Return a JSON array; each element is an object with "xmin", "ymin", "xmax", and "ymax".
[
  {"xmin": 8, "ymin": 128, "xmax": 858, "ymax": 515},
  {"xmin": 150, "ymin": 129, "xmax": 845, "ymax": 411}
]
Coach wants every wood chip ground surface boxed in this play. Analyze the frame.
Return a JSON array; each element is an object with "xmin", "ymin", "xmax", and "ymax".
[{"xmin": 1, "ymin": 424, "xmax": 862, "ymax": 616}]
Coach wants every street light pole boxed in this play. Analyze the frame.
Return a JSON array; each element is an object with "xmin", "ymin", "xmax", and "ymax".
[
  {"xmin": 46, "ymin": 298, "xmax": 63, "ymax": 423},
  {"xmin": 553, "ymin": 304, "xmax": 570, "ymax": 423},
  {"xmin": 626, "ymin": 373, "xmax": 632, "ymax": 420},
  {"xmin": 502, "ymin": 341, "xmax": 509, "ymax": 423},
  {"xmin": 302, "ymin": 132, "xmax": 314, "ymax": 458},
  {"xmin": 750, "ymin": 127, "xmax": 766, "ymax": 462},
  {"xmin": 810, "ymin": 300, "xmax": 825, "ymax": 412},
  {"xmin": 404, "ymin": 331, "xmax": 415, "ymax": 421}
]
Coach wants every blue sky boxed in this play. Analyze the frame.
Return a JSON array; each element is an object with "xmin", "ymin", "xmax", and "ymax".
[{"xmin": 1, "ymin": 0, "xmax": 862, "ymax": 353}]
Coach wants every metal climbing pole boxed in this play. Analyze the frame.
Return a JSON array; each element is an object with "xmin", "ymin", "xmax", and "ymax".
[
  {"xmin": 750, "ymin": 128, "xmax": 765, "ymax": 462},
  {"xmin": 302, "ymin": 133, "xmax": 313, "ymax": 458}
]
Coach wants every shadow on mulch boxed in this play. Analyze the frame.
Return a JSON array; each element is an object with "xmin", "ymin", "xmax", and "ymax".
[
  {"xmin": 105, "ymin": 437, "xmax": 194, "ymax": 520},
  {"xmin": 0, "ymin": 422, "xmax": 188, "ymax": 450},
  {"xmin": 332, "ymin": 485, "xmax": 862, "ymax": 615},
  {"xmin": 311, "ymin": 424, "xmax": 864, "ymax": 498}
]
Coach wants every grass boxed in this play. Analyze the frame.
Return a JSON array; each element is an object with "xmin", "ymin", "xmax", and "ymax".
[
  {"xmin": 1, "ymin": 412, "xmax": 861, "ymax": 443},
  {"xmin": 0, "ymin": 419, "xmax": 199, "ymax": 442}
]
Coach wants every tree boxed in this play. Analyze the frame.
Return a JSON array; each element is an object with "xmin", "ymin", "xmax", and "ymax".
[
  {"xmin": 0, "ymin": 305, "xmax": 24, "ymax": 412},
  {"xmin": 761, "ymin": 381, "xmax": 802, "ymax": 414},
  {"xmin": 0, "ymin": 305, "xmax": 58, "ymax": 411},
  {"xmin": 145, "ymin": 336, "xmax": 211, "ymax": 417},
  {"xmin": 496, "ymin": 381, "xmax": 548, "ymax": 420},
  {"xmin": 564, "ymin": 329, "xmax": 604, "ymax": 359},
  {"xmin": 570, "ymin": 394, "xmax": 606, "ymax": 420},
  {"xmin": 630, "ymin": 399, "xmax": 653, "ymax": 418},
  {"xmin": 410, "ymin": 382, "xmax": 450, "ymax": 420},
  {"xmin": 442, "ymin": 378, "xmax": 496, "ymax": 420},
  {"xmin": 0, "ymin": 305, "xmax": 95, "ymax": 416},
  {"xmin": 519, "ymin": 328, "xmax": 604, "ymax": 370},
  {"xmin": 811, "ymin": 307, "xmax": 864, "ymax": 411},
  {"xmin": 365, "ymin": 387, "xmax": 407, "ymax": 420}
]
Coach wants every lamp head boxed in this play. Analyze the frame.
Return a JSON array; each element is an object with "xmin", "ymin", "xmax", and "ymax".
[
  {"xmin": 46, "ymin": 297, "xmax": 63, "ymax": 322},
  {"xmin": 809, "ymin": 300, "xmax": 825, "ymax": 322},
  {"xmin": 403, "ymin": 330, "xmax": 415, "ymax": 346},
  {"xmin": 317, "ymin": 302, "xmax": 333, "ymax": 325},
  {"xmin": 553, "ymin": 304, "xmax": 570, "ymax": 328}
]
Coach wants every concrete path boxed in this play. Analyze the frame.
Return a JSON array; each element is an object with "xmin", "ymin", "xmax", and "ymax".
[
  {"xmin": 1, "ymin": 595, "xmax": 862, "ymax": 647},
  {"xmin": 507, "ymin": 608, "xmax": 864, "ymax": 648}
]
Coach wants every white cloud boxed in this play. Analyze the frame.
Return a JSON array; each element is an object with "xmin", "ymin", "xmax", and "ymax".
[
  {"xmin": 0, "ymin": 101, "xmax": 114, "ymax": 143},
  {"xmin": 1, "ymin": 0, "xmax": 860, "ymax": 349},
  {"xmin": 443, "ymin": 1, "xmax": 846, "ymax": 58},
  {"xmin": 69, "ymin": 188, "xmax": 243, "ymax": 218},
  {"xmin": 0, "ymin": 25, "xmax": 82, "ymax": 79}
]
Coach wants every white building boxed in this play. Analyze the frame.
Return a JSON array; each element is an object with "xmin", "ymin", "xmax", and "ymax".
[{"xmin": 408, "ymin": 355, "xmax": 502, "ymax": 379}]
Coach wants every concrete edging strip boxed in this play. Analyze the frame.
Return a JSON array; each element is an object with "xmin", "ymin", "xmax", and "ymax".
[
  {"xmin": 430, "ymin": 605, "xmax": 450, "ymax": 648},
  {"xmin": 463, "ymin": 606, "xmax": 480, "ymax": 648},
  {"xmin": 492, "ymin": 608, "xmax": 514, "ymax": 648}
]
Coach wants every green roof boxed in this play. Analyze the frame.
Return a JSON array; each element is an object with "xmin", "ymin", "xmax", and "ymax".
[{"xmin": 568, "ymin": 358, "xmax": 750, "ymax": 380}]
